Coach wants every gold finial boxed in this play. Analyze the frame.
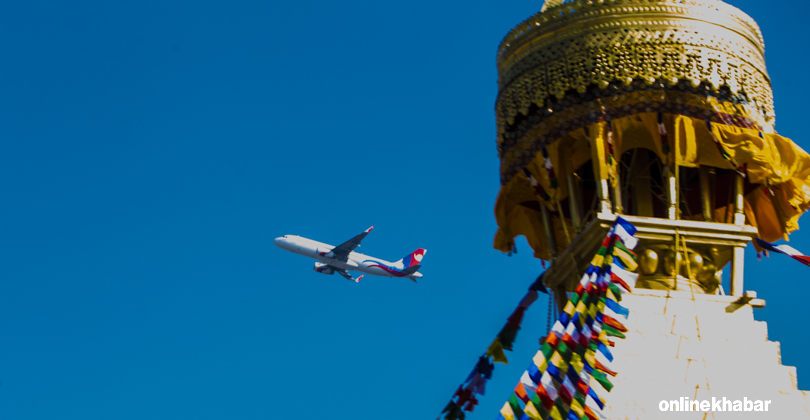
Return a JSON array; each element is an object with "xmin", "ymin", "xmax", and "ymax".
[{"xmin": 539, "ymin": 0, "xmax": 564, "ymax": 12}]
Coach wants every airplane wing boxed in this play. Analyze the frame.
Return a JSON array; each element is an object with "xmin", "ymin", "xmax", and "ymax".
[
  {"xmin": 330, "ymin": 226, "xmax": 374, "ymax": 262},
  {"xmin": 335, "ymin": 268, "xmax": 364, "ymax": 283}
]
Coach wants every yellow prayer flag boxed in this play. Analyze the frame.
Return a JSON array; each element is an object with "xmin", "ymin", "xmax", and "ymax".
[
  {"xmin": 587, "ymin": 302, "xmax": 598, "ymax": 319},
  {"xmin": 598, "ymin": 329, "xmax": 610, "ymax": 345},
  {"xmin": 524, "ymin": 401, "xmax": 544, "ymax": 420},
  {"xmin": 488, "ymin": 339, "xmax": 509, "ymax": 364},
  {"xmin": 585, "ymin": 348, "xmax": 597, "ymax": 366},
  {"xmin": 533, "ymin": 351, "xmax": 548, "ymax": 371},
  {"xmin": 570, "ymin": 399, "xmax": 585, "ymax": 418},
  {"xmin": 550, "ymin": 352, "xmax": 567, "ymax": 369},
  {"xmin": 614, "ymin": 248, "xmax": 638, "ymax": 271},
  {"xmin": 550, "ymin": 405, "xmax": 564, "ymax": 420},
  {"xmin": 590, "ymin": 255, "xmax": 604, "ymax": 267},
  {"xmin": 563, "ymin": 300, "xmax": 576, "ymax": 316},
  {"xmin": 500, "ymin": 402, "xmax": 517, "ymax": 420},
  {"xmin": 575, "ymin": 300, "xmax": 586, "ymax": 316},
  {"xmin": 570, "ymin": 353, "xmax": 584, "ymax": 373}
]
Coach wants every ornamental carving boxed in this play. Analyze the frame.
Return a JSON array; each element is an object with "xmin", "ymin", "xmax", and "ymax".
[{"xmin": 495, "ymin": 0, "xmax": 775, "ymax": 146}]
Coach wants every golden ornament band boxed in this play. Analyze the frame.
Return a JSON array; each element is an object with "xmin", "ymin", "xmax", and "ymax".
[{"xmin": 495, "ymin": 0, "xmax": 774, "ymax": 143}]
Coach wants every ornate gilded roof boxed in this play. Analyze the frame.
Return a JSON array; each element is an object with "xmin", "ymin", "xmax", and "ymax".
[{"xmin": 495, "ymin": 0, "xmax": 774, "ymax": 150}]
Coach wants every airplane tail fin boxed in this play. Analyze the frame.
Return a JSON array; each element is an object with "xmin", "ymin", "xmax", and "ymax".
[{"xmin": 398, "ymin": 248, "xmax": 426, "ymax": 268}]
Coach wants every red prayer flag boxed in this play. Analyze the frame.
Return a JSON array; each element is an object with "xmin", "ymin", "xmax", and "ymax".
[
  {"xmin": 576, "ymin": 378, "xmax": 590, "ymax": 396},
  {"xmin": 603, "ymin": 315, "xmax": 628, "ymax": 333},
  {"xmin": 536, "ymin": 383, "xmax": 555, "ymax": 410},
  {"xmin": 584, "ymin": 406, "xmax": 600, "ymax": 420},
  {"xmin": 558, "ymin": 386, "xmax": 574, "ymax": 405},
  {"xmin": 595, "ymin": 360, "xmax": 617, "ymax": 377},
  {"xmin": 610, "ymin": 272, "xmax": 632, "ymax": 293},
  {"xmin": 506, "ymin": 306, "xmax": 527, "ymax": 331}
]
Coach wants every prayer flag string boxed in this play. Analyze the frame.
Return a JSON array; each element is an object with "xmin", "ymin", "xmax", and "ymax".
[
  {"xmin": 437, "ymin": 274, "xmax": 550, "ymax": 420},
  {"xmin": 754, "ymin": 237, "xmax": 810, "ymax": 267},
  {"xmin": 496, "ymin": 217, "xmax": 639, "ymax": 420}
]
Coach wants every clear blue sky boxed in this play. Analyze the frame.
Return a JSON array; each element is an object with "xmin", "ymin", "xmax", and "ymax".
[{"xmin": 1, "ymin": 1, "xmax": 809, "ymax": 419}]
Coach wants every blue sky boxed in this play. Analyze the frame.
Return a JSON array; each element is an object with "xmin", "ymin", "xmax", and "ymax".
[{"xmin": 1, "ymin": 1, "xmax": 809, "ymax": 419}]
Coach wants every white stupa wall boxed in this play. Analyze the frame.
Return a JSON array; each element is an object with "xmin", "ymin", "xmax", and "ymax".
[{"xmin": 602, "ymin": 289, "xmax": 810, "ymax": 419}]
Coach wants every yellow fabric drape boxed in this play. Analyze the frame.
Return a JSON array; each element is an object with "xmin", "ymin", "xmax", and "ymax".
[
  {"xmin": 520, "ymin": 128, "xmax": 593, "ymax": 206},
  {"xmin": 493, "ymin": 177, "xmax": 575, "ymax": 260},
  {"xmin": 495, "ymin": 114, "xmax": 810, "ymax": 256}
]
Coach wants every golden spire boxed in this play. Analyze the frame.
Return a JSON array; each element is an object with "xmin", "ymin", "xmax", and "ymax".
[{"xmin": 492, "ymin": 0, "xmax": 810, "ymax": 297}]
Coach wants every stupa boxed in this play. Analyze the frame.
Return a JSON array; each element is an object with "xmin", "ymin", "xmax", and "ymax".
[{"xmin": 492, "ymin": 0, "xmax": 810, "ymax": 417}]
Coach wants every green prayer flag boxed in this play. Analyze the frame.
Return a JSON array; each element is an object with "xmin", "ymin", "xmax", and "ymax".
[
  {"xmin": 592, "ymin": 368, "xmax": 614, "ymax": 392},
  {"xmin": 607, "ymin": 282, "xmax": 623, "ymax": 301},
  {"xmin": 557, "ymin": 342, "xmax": 572, "ymax": 359},
  {"xmin": 603, "ymin": 324, "xmax": 626, "ymax": 339},
  {"xmin": 614, "ymin": 240, "xmax": 634, "ymax": 258},
  {"xmin": 541, "ymin": 343, "xmax": 555, "ymax": 359},
  {"xmin": 536, "ymin": 400, "xmax": 550, "ymax": 420},
  {"xmin": 498, "ymin": 326, "xmax": 519, "ymax": 351},
  {"xmin": 573, "ymin": 342, "xmax": 588, "ymax": 358},
  {"xmin": 553, "ymin": 397, "xmax": 571, "ymax": 419},
  {"xmin": 531, "ymin": 393, "xmax": 543, "ymax": 408},
  {"xmin": 574, "ymin": 391, "xmax": 587, "ymax": 406},
  {"xmin": 508, "ymin": 394, "xmax": 525, "ymax": 419}
]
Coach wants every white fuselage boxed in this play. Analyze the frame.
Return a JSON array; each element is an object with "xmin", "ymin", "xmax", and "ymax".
[{"xmin": 274, "ymin": 235, "xmax": 422, "ymax": 279}]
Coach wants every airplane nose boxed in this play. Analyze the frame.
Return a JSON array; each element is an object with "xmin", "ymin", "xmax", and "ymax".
[{"xmin": 274, "ymin": 237, "xmax": 284, "ymax": 247}]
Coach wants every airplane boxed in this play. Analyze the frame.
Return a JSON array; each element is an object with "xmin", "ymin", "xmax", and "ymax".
[{"xmin": 274, "ymin": 226, "xmax": 425, "ymax": 283}]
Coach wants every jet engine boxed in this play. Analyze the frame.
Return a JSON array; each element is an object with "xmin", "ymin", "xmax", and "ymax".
[{"xmin": 313, "ymin": 262, "xmax": 335, "ymax": 275}]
